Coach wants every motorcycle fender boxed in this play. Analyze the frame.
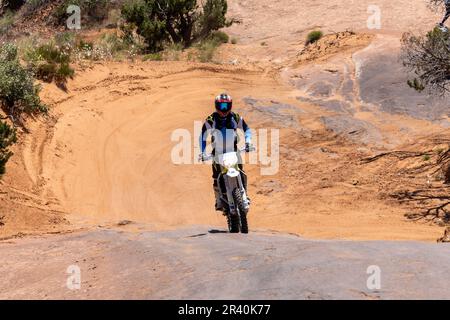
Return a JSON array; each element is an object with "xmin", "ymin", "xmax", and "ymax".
[{"xmin": 226, "ymin": 168, "xmax": 240, "ymax": 178}]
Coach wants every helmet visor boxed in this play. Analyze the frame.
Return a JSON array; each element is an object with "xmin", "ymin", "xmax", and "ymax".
[{"xmin": 219, "ymin": 102, "xmax": 230, "ymax": 111}]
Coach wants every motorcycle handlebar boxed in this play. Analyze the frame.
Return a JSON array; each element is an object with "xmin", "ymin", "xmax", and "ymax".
[{"xmin": 200, "ymin": 147, "xmax": 255, "ymax": 162}]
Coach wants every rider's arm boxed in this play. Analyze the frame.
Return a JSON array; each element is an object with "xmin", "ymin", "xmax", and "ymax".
[
  {"xmin": 199, "ymin": 122, "xmax": 209, "ymax": 153},
  {"xmin": 241, "ymin": 118, "xmax": 252, "ymax": 145}
]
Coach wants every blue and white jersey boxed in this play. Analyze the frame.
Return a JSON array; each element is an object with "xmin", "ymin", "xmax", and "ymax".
[{"xmin": 200, "ymin": 112, "xmax": 252, "ymax": 154}]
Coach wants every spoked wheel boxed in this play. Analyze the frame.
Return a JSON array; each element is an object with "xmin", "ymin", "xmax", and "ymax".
[
  {"xmin": 227, "ymin": 212, "xmax": 241, "ymax": 233},
  {"xmin": 232, "ymin": 188, "xmax": 249, "ymax": 234},
  {"xmin": 240, "ymin": 212, "xmax": 248, "ymax": 234}
]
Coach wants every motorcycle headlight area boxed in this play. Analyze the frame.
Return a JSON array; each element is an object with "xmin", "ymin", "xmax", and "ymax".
[{"xmin": 219, "ymin": 152, "xmax": 239, "ymax": 169}]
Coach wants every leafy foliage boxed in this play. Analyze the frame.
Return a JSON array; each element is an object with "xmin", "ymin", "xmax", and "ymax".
[
  {"xmin": 0, "ymin": 9, "xmax": 14, "ymax": 34},
  {"xmin": 20, "ymin": 0, "xmax": 48, "ymax": 17},
  {"xmin": 306, "ymin": 30, "xmax": 323, "ymax": 45},
  {"xmin": 23, "ymin": 41, "xmax": 75, "ymax": 84},
  {"xmin": 0, "ymin": 43, "xmax": 46, "ymax": 119},
  {"xmin": 208, "ymin": 30, "xmax": 229, "ymax": 44},
  {"xmin": 197, "ymin": 0, "xmax": 230, "ymax": 39},
  {"xmin": 0, "ymin": 120, "xmax": 16, "ymax": 175},
  {"xmin": 401, "ymin": 27, "xmax": 450, "ymax": 95},
  {"xmin": 121, "ymin": 0, "xmax": 231, "ymax": 52},
  {"xmin": 0, "ymin": 0, "xmax": 25, "ymax": 12}
]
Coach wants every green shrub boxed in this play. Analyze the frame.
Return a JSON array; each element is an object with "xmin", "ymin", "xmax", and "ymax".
[
  {"xmin": 402, "ymin": 27, "xmax": 450, "ymax": 94},
  {"xmin": 197, "ymin": 0, "xmax": 231, "ymax": 39},
  {"xmin": 197, "ymin": 39, "xmax": 219, "ymax": 63},
  {"xmin": 76, "ymin": 39, "xmax": 94, "ymax": 51},
  {"xmin": 208, "ymin": 31, "xmax": 229, "ymax": 44},
  {"xmin": 121, "ymin": 0, "xmax": 175, "ymax": 52},
  {"xmin": 98, "ymin": 33, "xmax": 141, "ymax": 58},
  {"xmin": 1, "ymin": 0, "xmax": 25, "ymax": 11},
  {"xmin": 55, "ymin": 31, "xmax": 78, "ymax": 49},
  {"xmin": 407, "ymin": 78, "xmax": 425, "ymax": 92},
  {"xmin": 231, "ymin": 38, "xmax": 237, "ymax": 44},
  {"xmin": 105, "ymin": 8, "xmax": 121, "ymax": 28},
  {"xmin": 101, "ymin": 33, "xmax": 126, "ymax": 52},
  {"xmin": 306, "ymin": 30, "xmax": 323, "ymax": 45},
  {"xmin": 74, "ymin": 33, "xmax": 142, "ymax": 61},
  {"xmin": 21, "ymin": 0, "xmax": 47, "ymax": 17},
  {"xmin": 0, "ymin": 120, "xmax": 16, "ymax": 176},
  {"xmin": 0, "ymin": 10, "xmax": 15, "ymax": 34},
  {"xmin": 0, "ymin": 43, "xmax": 46, "ymax": 118},
  {"xmin": 121, "ymin": 0, "xmax": 231, "ymax": 52},
  {"xmin": 23, "ymin": 41, "xmax": 74, "ymax": 84},
  {"xmin": 143, "ymin": 52, "xmax": 163, "ymax": 61}
]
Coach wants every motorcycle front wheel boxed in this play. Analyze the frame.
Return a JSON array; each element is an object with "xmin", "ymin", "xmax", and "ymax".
[
  {"xmin": 227, "ymin": 213, "xmax": 241, "ymax": 233},
  {"xmin": 232, "ymin": 188, "xmax": 249, "ymax": 234}
]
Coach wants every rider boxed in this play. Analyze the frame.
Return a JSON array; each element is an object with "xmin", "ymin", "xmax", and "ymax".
[{"xmin": 199, "ymin": 93, "xmax": 253, "ymax": 211}]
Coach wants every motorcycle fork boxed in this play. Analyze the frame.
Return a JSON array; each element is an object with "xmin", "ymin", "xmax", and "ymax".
[
  {"xmin": 219, "ymin": 171, "xmax": 249, "ymax": 215},
  {"xmin": 238, "ymin": 170, "xmax": 249, "ymax": 204},
  {"xmin": 218, "ymin": 173, "xmax": 239, "ymax": 215}
]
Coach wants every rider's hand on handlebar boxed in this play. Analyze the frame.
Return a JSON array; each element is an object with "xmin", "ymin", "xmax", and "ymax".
[
  {"xmin": 199, "ymin": 152, "xmax": 208, "ymax": 162},
  {"xmin": 245, "ymin": 143, "xmax": 255, "ymax": 153}
]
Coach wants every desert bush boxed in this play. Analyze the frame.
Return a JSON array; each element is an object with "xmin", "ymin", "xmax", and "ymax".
[
  {"xmin": 162, "ymin": 42, "xmax": 183, "ymax": 61},
  {"xmin": 105, "ymin": 8, "xmax": 122, "ymax": 28},
  {"xmin": 121, "ymin": 0, "xmax": 231, "ymax": 52},
  {"xmin": 0, "ymin": 43, "xmax": 46, "ymax": 119},
  {"xmin": 20, "ymin": 0, "xmax": 47, "ymax": 17},
  {"xmin": 54, "ymin": 31, "xmax": 78, "ymax": 48},
  {"xmin": 231, "ymin": 37, "xmax": 237, "ymax": 44},
  {"xmin": 407, "ymin": 78, "xmax": 425, "ymax": 92},
  {"xmin": 100, "ymin": 33, "xmax": 128, "ymax": 54},
  {"xmin": 0, "ymin": 120, "xmax": 16, "ymax": 175},
  {"xmin": 0, "ymin": 0, "xmax": 25, "ymax": 12},
  {"xmin": 197, "ymin": 38, "xmax": 219, "ymax": 62},
  {"xmin": 143, "ymin": 52, "xmax": 163, "ymax": 61},
  {"xmin": 197, "ymin": 0, "xmax": 231, "ymax": 39},
  {"xmin": 0, "ymin": 10, "xmax": 14, "ymax": 34},
  {"xmin": 306, "ymin": 30, "xmax": 323, "ymax": 45},
  {"xmin": 401, "ymin": 27, "xmax": 450, "ymax": 95},
  {"xmin": 208, "ymin": 30, "xmax": 229, "ymax": 44},
  {"xmin": 74, "ymin": 33, "xmax": 143, "ymax": 60},
  {"xmin": 23, "ymin": 41, "xmax": 74, "ymax": 84}
]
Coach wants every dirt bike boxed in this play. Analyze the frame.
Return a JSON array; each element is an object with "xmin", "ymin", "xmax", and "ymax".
[{"xmin": 203, "ymin": 147, "xmax": 254, "ymax": 234}]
